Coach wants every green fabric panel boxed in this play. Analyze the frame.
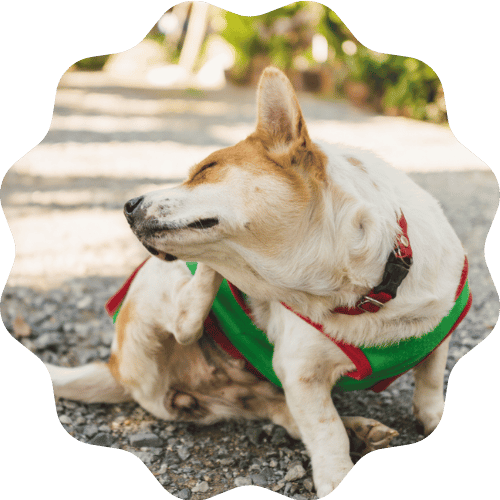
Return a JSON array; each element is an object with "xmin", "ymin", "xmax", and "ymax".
[
  {"xmin": 335, "ymin": 281, "xmax": 470, "ymax": 391},
  {"xmin": 185, "ymin": 263, "xmax": 471, "ymax": 392}
]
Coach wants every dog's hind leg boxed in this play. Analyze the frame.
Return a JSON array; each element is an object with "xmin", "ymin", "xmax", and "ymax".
[
  {"xmin": 45, "ymin": 362, "xmax": 132, "ymax": 404},
  {"xmin": 411, "ymin": 335, "xmax": 451, "ymax": 436}
]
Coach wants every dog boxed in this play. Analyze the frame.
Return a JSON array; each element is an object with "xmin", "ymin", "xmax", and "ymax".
[{"xmin": 46, "ymin": 67, "xmax": 471, "ymax": 496}]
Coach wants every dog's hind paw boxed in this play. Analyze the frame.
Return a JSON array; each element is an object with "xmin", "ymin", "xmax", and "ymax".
[{"xmin": 341, "ymin": 416, "xmax": 399, "ymax": 457}]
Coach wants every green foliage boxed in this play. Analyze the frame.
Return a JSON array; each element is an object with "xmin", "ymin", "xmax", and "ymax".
[
  {"xmin": 73, "ymin": 55, "xmax": 110, "ymax": 71},
  {"xmin": 220, "ymin": 2, "xmax": 446, "ymax": 123}
]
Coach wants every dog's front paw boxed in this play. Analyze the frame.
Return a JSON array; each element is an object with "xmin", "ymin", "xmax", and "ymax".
[
  {"xmin": 313, "ymin": 459, "xmax": 353, "ymax": 498},
  {"xmin": 412, "ymin": 400, "xmax": 443, "ymax": 436}
]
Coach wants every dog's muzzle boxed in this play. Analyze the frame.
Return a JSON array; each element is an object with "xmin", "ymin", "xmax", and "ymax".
[{"xmin": 123, "ymin": 196, "xmax": 178, "ymax": 262}]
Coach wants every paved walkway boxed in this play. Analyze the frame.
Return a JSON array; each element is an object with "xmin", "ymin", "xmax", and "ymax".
[{"xmin": 2, "ymin": 70, "xmax": 491, "ymax": 287}]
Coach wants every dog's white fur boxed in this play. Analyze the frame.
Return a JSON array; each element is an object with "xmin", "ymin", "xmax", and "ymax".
[{"xmin": 46, "ymin": 68, "xmax": 465, "ymax": 497}]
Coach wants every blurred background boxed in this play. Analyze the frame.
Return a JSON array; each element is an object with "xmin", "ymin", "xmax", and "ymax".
[
  {"xmin": 0, "ymin": 3, "xmax": 496, "ymax": 500},
  {"xmin": 77, "ymin": 1, "xmax": 447, "ymax": 123}
]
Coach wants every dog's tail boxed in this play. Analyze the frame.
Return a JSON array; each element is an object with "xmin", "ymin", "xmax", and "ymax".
[{"xmin": 45, "ymin": 362, "xmax": 132, "ymax": 404}]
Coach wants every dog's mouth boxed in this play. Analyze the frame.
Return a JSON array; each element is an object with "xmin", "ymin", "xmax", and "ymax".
[
  {"xmin": 143, "ymin": 243, "xmax": 178, "ymax": 261},
  {"xmin": 137, "ymin": 217, "xmax": 220, "ymax": 262},
  {"xmin": 136, "ymin": 217, "xmax": 220, "ymax": 235},
  {"xmin": 184, "ymin": 217, "xmax": 220, "ymax": 230}
]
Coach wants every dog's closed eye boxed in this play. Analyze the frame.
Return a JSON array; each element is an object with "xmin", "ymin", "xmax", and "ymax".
[{"xmin": 192, "ymin": 161, "xmax": 217, "ymax": 180}]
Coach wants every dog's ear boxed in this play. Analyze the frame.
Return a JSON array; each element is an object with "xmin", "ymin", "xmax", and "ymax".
[{"xmin": 256, "ymin": 67, "xmax": 309, "ymax": 151}]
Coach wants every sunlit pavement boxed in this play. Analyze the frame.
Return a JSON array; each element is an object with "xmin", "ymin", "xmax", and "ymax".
[{"xmin": 1, "ymin": 70, "xmax": 493, "ymax": 288}]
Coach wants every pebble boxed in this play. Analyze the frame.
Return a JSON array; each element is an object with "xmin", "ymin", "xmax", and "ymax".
[
  {"xmin": 34, "ymin": 332, "xmax": 61, "ymax": 349},
  {"xmin": 234, "ymin": 476, "xmax": 253, "ymax": 487},
  {"xmin": 285, "ymin": 464, "xmax": 306, "ymax": 482},
  {"xmin": 129, "ymin": 432, "xmax": 163, "ymax": 448},
  {"xmin": 177, "ymin": 488, "xmax": 192, "ymax": 500},
  {"xmin": 177, "ymin": 446, "xmax": 191, "ymax": 461},
  {"xmin": 129, "ymin": 450, "xmax": 154, "ymax": 464},
  {"xmin": 247, "ymin": 427, "xmax": 265, "ymax": 445},
  {"xmin": 250, "ymin": 473, "xmax": 267, "ymax": 486},
  {"xmin": 83, "ymin": 425, "xmax": 98, "ymax": 438},
  {"xmin": 303, "ymin": 478, "xmax": 314, "ymax": 492},
  {"xmin": 89, "ymin": 433, "xmax": 113, "ymax": 447},
  {"xmin": 191, "ymin": 481, "xmax": 209, "ymax": 493},
  {"xmin": 59, "ymin": 415, "xmax": 72, "ymax": 425}
]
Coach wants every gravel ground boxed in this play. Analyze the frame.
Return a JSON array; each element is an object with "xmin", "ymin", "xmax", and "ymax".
[{"xmin": 1, "ymin": 66, "xmax": 498, "ymax": 499}]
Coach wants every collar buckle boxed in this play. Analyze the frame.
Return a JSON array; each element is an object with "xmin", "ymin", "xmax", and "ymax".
[{"xmin": 357, "ymin": 295, "xmax": 386, "ymax": 311}]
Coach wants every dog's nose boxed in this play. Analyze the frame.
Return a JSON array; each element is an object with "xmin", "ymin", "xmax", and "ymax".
[
  {"xmin": 124, "ymin": 196, "xmax": 145, "ymax": 223},
  {"xmin": 124, "ymin": 196, "xmax": 144, "ymax": 215}
]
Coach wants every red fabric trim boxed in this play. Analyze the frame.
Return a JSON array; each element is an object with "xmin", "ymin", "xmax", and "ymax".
[
  {"xmin": 204, "ymin": 312, "xmax": 266, "ymax": 380},
  {"xmin": 105, "ymin": 258, "xmax": 149, "ymax": 316},
  {"xmin": 396, "ymin": 214, "xmax": 412, "ymax": 259},
  {"xmin": 227, "ymin": 282, "xmax": 253, "ymax": 317},
  {"xmin": 455, "ymin": 256, "xmax": 469, "ymax": 301},
  {"xmin": 334, "ymin": 291, "xmax": 393, "ymax": 315},
  {"xmin": 369, "ymin": 373, "xmax": 401, "ymax": 393}
]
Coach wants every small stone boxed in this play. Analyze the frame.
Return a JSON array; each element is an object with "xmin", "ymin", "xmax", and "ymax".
[
  {"xmin": 156, "ymin": 464, "xmax": 168, "ymax": 475},
  {"xmin": 250, "ymin": 473, "xmax": 267, "ymax": 486},
  {"xmin": 83, "ymin": 424, "xmax": 98, "ymax": 438},
  {"xmin": 129, "ymin": 450, "xmax": 154, "ymax": 464},
  {"xmin": 219, "ymin": 457, "xmax": 235, "ymax": 466},
  {"xmin": 234, "ymin": 476, "xmax": 253, "ymax": 487},
  {"xmin": 59, "ymin": 415, "xmax": 72, "ymax": 425},
  {"xmin": 303, "ymin": 478, "xmax": 314, "ymax": 492},
  {"xmin": 13, "ymin": 315, "xmax": 31, "ymax": 337},
  {"xmin": 271, "ymin": 426, "xmax": 289, "ymax": 445},
  {"xmin": 262, "ymin": 423, "xmax": 274, "ymax": 435},
  {"xmin": 177, "ymin": 445, "xmax": 191, "ymax": 461},
  {"xmin": 177, "ymin": 488, "xmax": 191, "ymax": 500},
  {"xmin": 247, "ymin": 427, "xmax": 265, "ymax": 445},
  {"xmin": 271, "ymin": 481, "xmax": 285, "ymax": 492},
  {"xmin": 76, "ymin": 296, "xmax": 93, "ymax": 309},
  {"xmin": 74, "ymin": 324, "xmax": 91, "ymax": 338},
  {"xmin": 89, "ymin": 433, "xmax": 113, "ymax": 447},
  {"xmin": 165, "ymin": 451, "xmax": 181, "ymax": 464},
  {"xmin": 293, "ymin": 495, "xmax": 308, "ymax": 500},
  {"xmin": 129, "ymin": 432, "xmax": 163, "ymax": 448},
  {"xmin": 284, "ymin": 464, "xmax": 306, "ymax": 482},
  {"xmin": 34, "ymin": 332, "xmax": 61, "ymax": 349},
  {"xmin": 159, "ymin": 473, "xmax": 171, "ymax": 485},
  {"xmin": 191, "ymin": 481, "xmax": 210, "ymax": 493}
]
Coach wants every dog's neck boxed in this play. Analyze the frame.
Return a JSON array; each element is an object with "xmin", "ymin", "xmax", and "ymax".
[{"xmin": 207, "ymin": 176, "xmax": 400, "ymax": 319}]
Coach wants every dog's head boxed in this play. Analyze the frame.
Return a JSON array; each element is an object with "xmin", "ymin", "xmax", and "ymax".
[{"xmin": 124, "ymin": 68, "xmax": 347, "ymax": 298}]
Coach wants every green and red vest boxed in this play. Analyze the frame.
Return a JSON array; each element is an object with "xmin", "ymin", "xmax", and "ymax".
[{"xmin": 106, "ymin": 257, "xmax": 471, "ymax": 393}]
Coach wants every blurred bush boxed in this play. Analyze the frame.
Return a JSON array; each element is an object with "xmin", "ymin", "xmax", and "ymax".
[
  {"xmin": 71, "ymin": 2, "xmax": 446, "ymax": 123},
  {"xmin": 219, "ymin": 2, "xmax": 447, "ymax": 123},
  {"xmin": 73, "ymin": 55, "xmax": 110, "ymax": 71}
]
